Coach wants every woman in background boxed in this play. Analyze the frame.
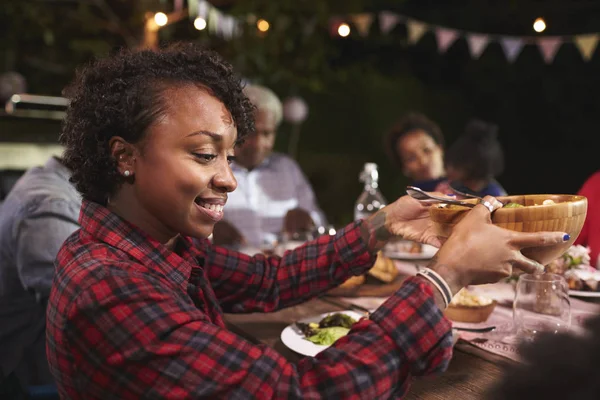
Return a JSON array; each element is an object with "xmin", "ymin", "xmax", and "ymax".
[
  {"xmin": 385, "ymin": 113, "xmax": 446, "ymax": 191},
  {"xmin": 439, "ymin": 119, "xmax": 507, "ymax": 197}
]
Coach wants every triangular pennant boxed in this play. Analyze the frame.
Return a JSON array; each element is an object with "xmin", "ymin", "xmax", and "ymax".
[
  {"xmin": 218, "ymin": 15, "xmax": 236, "ymax": 39},
  {"xmin": 379, "ymin": 11, "xmax": 400, "ymax": 34},
  {"xmin": 197, "ymin": 0, "xmax": 210, "ymax": 19},
  {"xmin": 188, "ymin": 0, "xmax": 199, "ymax": 18},
  {"xmin": 500, "ymin": 37, "xmax": 524, "ymax": 63},
  {"xmin": 435, "ymin": 28, "xmax": 459, "ymax": 53},
  {"xmin": 174, "ymin": 0, "xmax": 183, "ymax": 12},
  {"xmin": 537, "ymin": 37, "xmax": 562, "ymax": 63},
  {"xmin": 407, "ymin": 20, "xmax": 428, "ymax": 44},
  {"xmin": 467, "ymin": 34, "xmax": 490, "ymax": 59},
  {"xmin": 207, "ymin": 7, "xmax": 221, "ymax": 33},
  {"xmin": 575, "ymin": 34, "xmax": 599, "ymax": 61},
  {"xmin": 351, "ymin": 13, "xmax": 374, "ymax": 37}
]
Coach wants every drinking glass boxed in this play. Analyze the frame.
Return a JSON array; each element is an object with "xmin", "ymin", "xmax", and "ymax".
[{"xmin": 513, "ymin": 273, "xmax": 570, "ymax": 340}]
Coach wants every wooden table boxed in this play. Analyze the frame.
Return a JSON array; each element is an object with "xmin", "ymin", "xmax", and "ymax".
[{"xmin": 225, "ymin": 297, "xmax": 514, "ymax": 399}]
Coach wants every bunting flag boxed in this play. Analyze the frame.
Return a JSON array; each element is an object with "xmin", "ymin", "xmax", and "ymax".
[
  {"xmin": 467, "ymin": 34, "xmax": 490, "ymax": 59},
  {"xmin": 574, "ymin": 34, "xmax": 599, "ymax": 61},
  {"xmin": 407, "ymin": 20, "xmax": 428, "ymax": 44},
  {"xmin": 435, "ymin": 28, "xmax": 459, "ymax": 53},
  {"xmin": 178, "ymin": 2, "xmax": 600, "ymax": 64},
  {"xmin": 188, "ymin": 0, "xmax": 198, "ymax": 18},
  {"xmin": 218, "ymin": 15, "xmax": 236, "ymax": 39},
  {"xmin": 207, "ymin": 7, "xmax": 221, "ymax": 33},
  {"xmin": 538, "ymin": 37, "xmax": 562, "ymax": 63},
  {"xmin": 198, "ymin": 0, "xmax": 209, "ymax": 19},
  {"xmin": 174, "ymin": 0, "xmax": 183, "ymax": 12},
  {"xmin": 351, "ymin": 13, "xmax": 374, "ymax": 37},
  {"xmin": 379, "ymin": 11, "xmax": 400, "ymax": 34},
  {"xmin": 500, "ymin": 37, "xmax": 524, "ymax": 63}
]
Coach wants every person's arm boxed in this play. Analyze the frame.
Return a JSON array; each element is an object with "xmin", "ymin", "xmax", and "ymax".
[
  {"xmin": 205, "ymin": 220, "xmax": 376, "ymax": 313},
  {"xmin": 63, "ymin": 270, "xmax": 451, "ymax": 399},
  {"xmin": 15, "ymin": 198, "xmax": 80, "ymax": 300}
]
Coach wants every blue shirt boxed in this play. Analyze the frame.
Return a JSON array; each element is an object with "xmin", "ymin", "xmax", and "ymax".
[
  {"xmin": 225, "ymin": 153, "xmax": 326, "ymax": 247},
  {"xmin": 0, "ymin": 157, "xmax": 80, "ymax": 386}
]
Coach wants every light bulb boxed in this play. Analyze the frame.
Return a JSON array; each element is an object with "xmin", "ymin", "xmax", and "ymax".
[
  {"xmin": 338, "ymin": 23, "xmax": 350, "ymax": 37},
  {"xmin": 257, "ymin": 19, "xmax": 270, "ymax": 32},
  {"xmin": 194, "ymin": 17, "xmax": 207, "ymax": 30},
  {"xmin": 533, "ymin": 17, "xmax": 546, "ymax": 33},
  {"xmin": 154, "ymin": 12, "xmax": 168, "ymax": 27}
]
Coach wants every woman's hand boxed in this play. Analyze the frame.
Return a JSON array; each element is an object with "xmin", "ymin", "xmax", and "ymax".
[
  {"xmin": 430, "ymin": 196, "xmax": 570, "ymax": 295},
  {"xmin": 361, "ymin": 194, "xmax": 450, "ymax": 251}
]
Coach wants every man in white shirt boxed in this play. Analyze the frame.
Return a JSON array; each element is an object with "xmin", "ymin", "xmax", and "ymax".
[{"xmin": 213, "ymin": 84, "xmax": 325, "ymax": 248}]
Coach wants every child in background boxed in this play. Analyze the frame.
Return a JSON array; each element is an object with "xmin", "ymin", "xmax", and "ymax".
[{"xmin": 437, "ymin": 119, "xmax": 507, "ymax": 197}]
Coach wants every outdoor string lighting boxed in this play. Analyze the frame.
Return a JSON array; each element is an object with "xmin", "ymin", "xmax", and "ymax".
[
  {"xmin": 257, "ymin": 19, "xmax": 270, "ymax": 32},
  {"xmin": 154, "ymin": 12, "xmax": 168, "ymax": 27},
  {"xmin": 533, "ymin": 17, "xmax": 547, "ymax": 33},
  {"xmin": 338, "ymin": 23, "xmax": 351, "ymax": 37},
  {"xmin": 194, "ymin": 17, "xmax": 207, "ymax": 31}
]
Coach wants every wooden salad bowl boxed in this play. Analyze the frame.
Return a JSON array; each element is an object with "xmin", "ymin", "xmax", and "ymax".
[{"xmin": 429, "ymin": 194, "xmax": 588, "ymax": 266}]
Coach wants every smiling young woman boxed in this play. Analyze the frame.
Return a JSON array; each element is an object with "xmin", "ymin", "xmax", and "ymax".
[{"xmin": 45, "ymin": 43, "xmax": 569, "ymax": 399}]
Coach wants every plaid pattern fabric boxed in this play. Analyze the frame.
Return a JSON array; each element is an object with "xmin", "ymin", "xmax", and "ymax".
[{"xmin": 46, "ymin": 200, "xmax": 452, "ymax": 399}]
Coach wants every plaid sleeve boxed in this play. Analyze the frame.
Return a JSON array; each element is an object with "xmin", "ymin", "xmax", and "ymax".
[
  {"xmin": 63, "ymin": 272, "xmax": 451, "ymax": 399},
  {"xmin": 205, "ymin": 221, "xmax": 376, "ymax": 313}
]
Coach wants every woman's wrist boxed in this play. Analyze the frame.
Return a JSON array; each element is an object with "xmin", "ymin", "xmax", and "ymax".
[
  {"xmin": 426, "ymin": 256, "xmax": 466, "ymax": 297},
  {"xmin": 360, "ymin": 210, "xmax": 394, "ymax": 252}
]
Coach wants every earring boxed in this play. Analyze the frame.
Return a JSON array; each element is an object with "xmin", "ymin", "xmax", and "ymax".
[{"xmin": 124, "ymin": 170, "xmax": 131, "ymax": 177}]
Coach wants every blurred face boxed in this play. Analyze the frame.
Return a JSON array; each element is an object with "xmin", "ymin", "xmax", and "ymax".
[
  {"xmin": 445, "ymin": 165, "xmax": 466, "ymax": 183},
  {"xmin": 111, "ymin": 85, "xmax": 238, "ymax": 242},
  {"xmin": 234, "ymin": 109, "xmax": 277, "ymax": 170},
  {"xmin": 397, "ymin": 129, "xmax": 445, "ymax": 182}
]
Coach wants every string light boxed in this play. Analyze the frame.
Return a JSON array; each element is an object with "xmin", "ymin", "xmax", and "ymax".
[
  {"xmin": 338, "ymin": 23, "xmax": 350, "ymax": 37},
  {"xmin": 533, "ymin": 17, "xmax": 546, "ymax": 33},
  {"xmin": 194, "ymin": 17, "xmax": 207, "ymax": 30},
  {"xmin": 257, "ymin": 19, "xmax": 270, "ymax": 32},
  {"xmin": 154, "ymin": 12, "xmax": 168, "ymax": 27}
]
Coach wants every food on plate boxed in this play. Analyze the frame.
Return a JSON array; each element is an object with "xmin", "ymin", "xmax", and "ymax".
[
  {"xmin": 367, "ymin": 252, "xmax": 398, "ymax": 283},
  {"xmin": 444, "ymin": 288, "xmax": 496, "ymax": 323},
  {"xmin": 337, "ymin": 275, "xmax": 366, "ymax": 289},
  {"xmin": 384, "ymin": 239, "xmax": 423, "ymax": 254},
  {"xmin": 546, "ymin": 245, "xmax": 600, "ymax": 292},
  {"xmin": 297, "ymin": 313, "xmax": 359, "ymax": 346}
]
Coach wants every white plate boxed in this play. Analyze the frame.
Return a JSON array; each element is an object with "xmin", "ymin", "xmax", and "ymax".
[
  {"xmin": 280, "ymin": 310, "xmax": 364, "ymax": 357},
  {"xmin": 383, "ymin": 244, "xmax": 438, "ymax": 260},
  {"xmin": 569, "ymin": 290, "xmax": 600, "ymax": 298}
]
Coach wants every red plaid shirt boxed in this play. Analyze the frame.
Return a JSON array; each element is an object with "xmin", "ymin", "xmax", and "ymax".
[{"xmin": 47, "ymin": 200, "xmax": 452, "ymax": 399}]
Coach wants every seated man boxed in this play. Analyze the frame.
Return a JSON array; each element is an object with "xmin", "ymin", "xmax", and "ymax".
[
  {"xmin": 0, "ymin": 156, "xmax": 80, "ymax": 395},
  {"xmin": 213, "ymin": 84, "xmax": 325, "ymax": 248}
]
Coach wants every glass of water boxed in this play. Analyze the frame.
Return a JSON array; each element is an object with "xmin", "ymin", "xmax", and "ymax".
[{"xmin": 513, "ymin": 273, "xmax": 571, "ymax": 340}]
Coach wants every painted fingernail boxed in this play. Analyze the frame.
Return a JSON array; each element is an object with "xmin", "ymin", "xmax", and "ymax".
[
  {"xmin": 563, "ymin": 234, "xmax": 570, "ymax": 242},
  {"xmin": 536, "ymin": 263, "xmax": 545, "ymax": 273},
  {"xmin": 446, "ymin": 193, "xmax": 456, "ymax": 197}
]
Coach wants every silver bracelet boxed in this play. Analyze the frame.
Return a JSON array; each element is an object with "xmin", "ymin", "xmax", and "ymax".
[{"xmin": 416, "ymin": 268, "xmax": 453, "ymax": 309}]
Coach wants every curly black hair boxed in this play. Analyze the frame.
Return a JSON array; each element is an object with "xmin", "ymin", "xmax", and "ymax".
[
  {"xmin": 384, "ymin": 113, "xmax": 445, "ymax": 168},
  {"xmin": 445, "ymin": 119, "xmax": 504, "ymax": 181},
  {"xmin": 487, "ymin": 313, "xmax": 600, "ymax": 399},
  {"xmin": 60, "ymin": 42, "xmax": 255, "ymax": 205}
]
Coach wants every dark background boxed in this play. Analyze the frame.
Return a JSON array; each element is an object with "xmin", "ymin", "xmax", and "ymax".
[{"xmin": 1, "ymin": 0, "xmax": 599, "ymax": 224}]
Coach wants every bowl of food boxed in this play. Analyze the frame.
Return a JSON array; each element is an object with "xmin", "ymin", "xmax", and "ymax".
[
  {"xmin": 444, "ymin": 288, "xmax": 497, "ymax": 323},
  {"xmin": 429, "ymin": 194, "xmax": 587, "ymax": 266}
]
